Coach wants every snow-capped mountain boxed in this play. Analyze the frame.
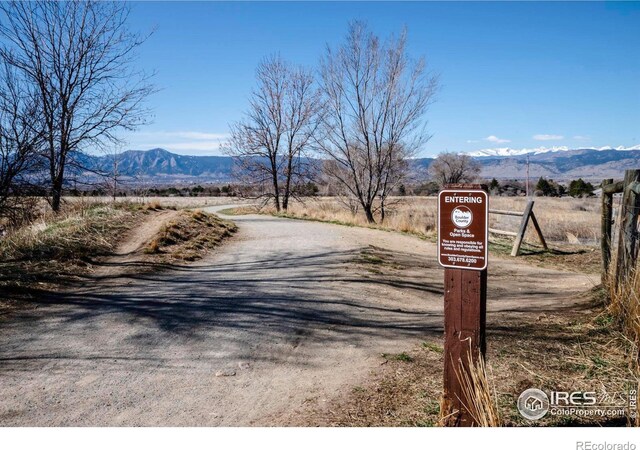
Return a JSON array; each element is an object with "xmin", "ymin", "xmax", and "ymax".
[
  {"xmin": 465, "ymin": 147, "xmax": 640, "ymax": 180},
  {"xmin": 468, "ymin": 145, "xmax": 640, "ymax": 158}
]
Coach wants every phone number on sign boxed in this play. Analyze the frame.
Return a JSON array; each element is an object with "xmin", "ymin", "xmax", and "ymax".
[{"xmin": 444, "ymin": 256, "xmax": 478, "ymax": 264}]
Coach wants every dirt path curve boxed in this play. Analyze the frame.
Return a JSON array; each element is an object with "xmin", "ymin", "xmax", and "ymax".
[
  {"xmin": 0, "ymin": 206, "xmax": 595, "ymax": 426},
  {"xmin": 95, "ymin": 209, "xmax": 181, "ymax": 278}
]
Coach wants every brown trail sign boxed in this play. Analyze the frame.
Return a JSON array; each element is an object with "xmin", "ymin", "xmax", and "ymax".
[
  {"xmin": 438, "ymin": 184, "xmax": 488, "ymax": 426},
  {"xmin": 438, "ymin": 188, "xmax": 488, "ymax": 270}
]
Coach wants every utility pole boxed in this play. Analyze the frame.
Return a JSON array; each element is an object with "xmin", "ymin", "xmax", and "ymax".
[{"xmin": 526, "ymin": 154, "xmax": 530, "ymax": 198}]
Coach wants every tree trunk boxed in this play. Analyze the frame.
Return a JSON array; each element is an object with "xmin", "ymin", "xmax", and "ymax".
[
  {"xmin": 51, "ymin": 175, "xmax": 64, "ymax": 212},
  {"xmin": 364, "ymin": 204, "xmax": 376, "ymax": 223},
  {"xmin": 270, "ymin": 157, "xmax": 281, "ymax": 212},
  {"xmin": 50, "ymin": 143, "xmax": 67, "ymax": 213},
  {"xmin": 273, "ymin": 195, "xmax": 281, "ymax": 212},
  {"xmin": 282, "ymin": 184, "xmax": 290, "ymax": 210},
  {"xmin": 50, "ymin": 142, "xmax": 67, "ymax": 212},
  {"xmin": 282, "ymin": 156, "xmax": 293, "ymax": 211}
]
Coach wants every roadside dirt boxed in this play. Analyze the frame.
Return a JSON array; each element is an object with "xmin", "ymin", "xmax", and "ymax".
[
  {"xmin": 0, "ymin": 205, "xmax": 597, "ymax": 426},
  {"xmin": 93, "ymin": 208, "xmax": 236, "ymax": 279},
  {"xmin": 95, "ymin": 210, "xmax": 181, "ymax": 278},
  {"xmin": 116, "ymin": 210, "xmax": 181, "ymax": 256}
]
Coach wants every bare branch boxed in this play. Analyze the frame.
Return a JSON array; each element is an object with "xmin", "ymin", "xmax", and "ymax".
[
  {"xmin": 428, "ymin": 151, "xmax": 481, "ymax": 187},
  {"xmin": 224, "ymin": 55, "xmax": 320, "ymax": 211},
  {"xmin": 316, "ymin": 21, "xmax": 438, "ymax": 223},
  {"xmin": 0, "ymin": 0, "xmax": 155, "ymax": 211}
]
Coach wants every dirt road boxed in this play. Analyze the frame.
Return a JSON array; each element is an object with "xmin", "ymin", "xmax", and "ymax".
[{"xmin": 0, "ymin": 206, "xmax": 595, "ymax": 426}]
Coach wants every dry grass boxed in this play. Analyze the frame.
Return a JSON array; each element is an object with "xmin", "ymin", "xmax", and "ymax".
[
  {"xmin": 488, "ymin": 236, "xmax": 602, "ymax": 274},
  {"xmin": 0, "ymin": 201, "xmax": 146, "ymax": 299},
  {"xmin": 143, "ymin": 209, "xmax": 237, "ymax": 262},
  {"xmin": 68, "ymin": 195, "xmax": 242, "ymax": 210},
  {"xmin": 290, "ymin": 247, "xmax": 634, "ymax": 427},
  {"xmin": 0, "ymin": 201, "xmax": 237, "ymax": 305},
  {"xmin": 604, "ymin": 251, "xmax": 640, "ymax": 427},
  {"xmin": 489, "ymin": 196, "xmax": 601, "ymax": 243},
  {"xmin": 278, "ymin": 197, "xmax": 437, "ymax": 238},
  {"xmin": 249, "ymin": 196, "xmax": 601, "ymax": 245},
  {"xmin": 297, "ymin": 301, "xmax": 635, "ymax": 426},
  {"xmin": 453, "ymin": 351, "xmax": 501, "ymax": 427},
  {"xmin": 607, "ymin": 266, "xmax": 640, "ymax": 368}
]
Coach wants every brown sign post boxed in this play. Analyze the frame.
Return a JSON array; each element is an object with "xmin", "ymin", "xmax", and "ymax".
[{"xmin": 438, "ymin": 184, "xmax": 488, "ymax": 426}]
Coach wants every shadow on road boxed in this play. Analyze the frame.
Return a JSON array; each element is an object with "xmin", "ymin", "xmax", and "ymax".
[
  {"xmin": 3, "ymin": 248, "xmax": 444, "ymax": 356},
  {"xmin": 1, "ymin": 244, "xmax": 590, "ymax": 371}
]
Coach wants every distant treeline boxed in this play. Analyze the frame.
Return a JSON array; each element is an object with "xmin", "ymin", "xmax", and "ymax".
[
  {"xmin": 400, "ymin": 177, "xmax": 596, "ymax": 197},
  {"xmin": 65, "ymin": 177, "xmax": 597, "ymax": 199},
  {"xmin": 67, "ymin": 184, "xmax": 238, "ymax": 198}
]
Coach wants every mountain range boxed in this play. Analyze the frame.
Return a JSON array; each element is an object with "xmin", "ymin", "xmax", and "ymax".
[
  {"xmin": 78, "ymin": 148, "xmax": 234, "ymax": 183},
  {"xmin": 473, "ymin": 147, "xmax": 640, "ymax": 180},
  {"xmin": 80, "ymin": 147, "xmax": 640, "ymax": 184}
]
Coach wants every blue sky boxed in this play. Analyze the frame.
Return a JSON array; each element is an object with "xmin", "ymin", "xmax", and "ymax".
[{"xmin": 122, "ymin": 1, "xmax": 640, "ymax": 157}]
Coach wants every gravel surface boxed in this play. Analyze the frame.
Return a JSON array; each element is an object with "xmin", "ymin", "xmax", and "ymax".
[{"xmin": 0, "ymin": 205, "xmax": 594, "ymax": 426}]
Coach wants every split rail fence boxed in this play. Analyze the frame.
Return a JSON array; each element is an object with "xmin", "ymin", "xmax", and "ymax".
[
  {"xmin": 601, "ymin": 169, "xmax": 640, "ymax": 288},
  {"xmin": 489, "ymin": 200, "xmax": 547, "ymax": 256}
]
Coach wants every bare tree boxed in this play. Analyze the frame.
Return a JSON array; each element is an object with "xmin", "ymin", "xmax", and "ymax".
[
  {"xmin": 105, "ymin": 145, "xmax": 125, "ymax": 203},
  {"xmin": 224, "ymin": 55, "xmax": 320, "ymax": 212},
  {"xmin": 281, "ymin": 65, "xmax": 321, "ymax": 210},
  {"xmin": 0, "ymin": 59, "xmax": 44, "ymax": 222},
  {"xmin": 317, "ymin": 22, "xmax": 438, "ymax": 223},
  {"xmin": 428, "ymin": 152, "xmax": 481, "ymax": 187},
  {"xmin": 0, "ymin": 0, "xmax": 154, "ymax": 212}
]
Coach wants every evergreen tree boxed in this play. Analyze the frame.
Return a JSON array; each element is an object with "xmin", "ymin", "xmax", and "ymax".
[
  {"xmin": 535, "ymin": 177, "xmax": 554, "ymax": 196},
  {"xmin": 568, "ymin": 178, "xmax": 595, "ymax": 197}
]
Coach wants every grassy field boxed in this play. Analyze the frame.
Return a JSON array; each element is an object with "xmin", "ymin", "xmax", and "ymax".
[
  {"xmin": 0, "ymin": 199, "xmax": 236, "ymax": 303},
  {"xmin": 259, "ymin": 196, "xmax": 602, "ymax": 244},
  {"xmin": 0, "ymin": 202, "xmax": 146, "ymax": 299},
  {"xmin": 67, "ymin": 195, "xmax": 243, "ymax": 210}
]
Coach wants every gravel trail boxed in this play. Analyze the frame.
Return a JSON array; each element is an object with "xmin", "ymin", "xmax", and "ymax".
[{"xmin": 0, "ymin": 206, "xmax": 594, "ymax": 425}]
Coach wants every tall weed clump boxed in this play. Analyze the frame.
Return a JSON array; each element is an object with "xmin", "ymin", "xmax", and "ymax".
[{"xmin": 607, "ymin": 265, "xmax": 640, "ymax": 364}]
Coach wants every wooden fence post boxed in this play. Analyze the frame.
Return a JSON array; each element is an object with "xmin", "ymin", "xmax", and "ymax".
[
  {"xmin": 488, "ymin": 202, "xmax": 547, "ymax": 255},
  {"xmin": 601, "ymin": 178, "xmax": 614, "ymax": 285},
  {"xmin": 443, "ymin": 267, "xmax": 487, "ymax": 426},
  {"xmin": 529, "ymin": 211, "xmax": 548, "ymax": 251},
  {"xmin": 615, "ymin": 170, "xmax": 640, "ymax": 285},
  {"xmin": 511, "ymin": 200, "xmax": 535, "ymax": 257}
]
